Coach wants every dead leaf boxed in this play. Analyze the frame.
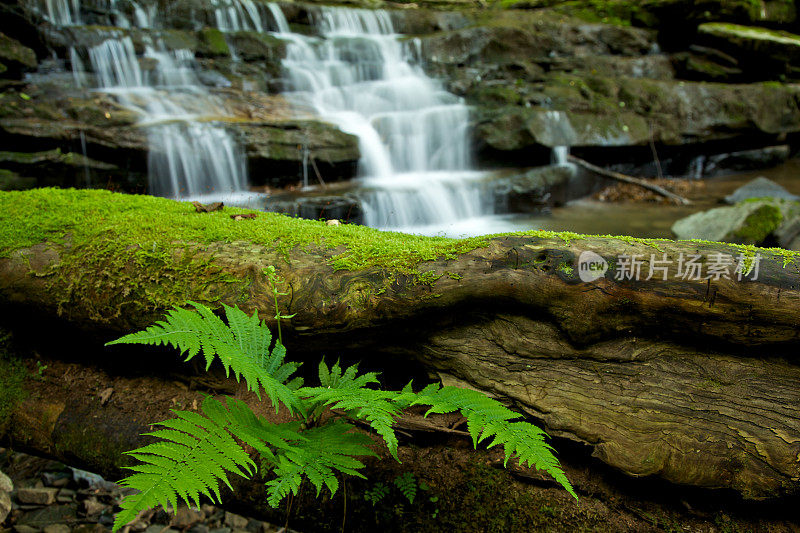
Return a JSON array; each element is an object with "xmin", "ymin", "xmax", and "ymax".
[
  {"xmin": 192, "ymin": 201, "xmax": 224, "ymax": 213},
  {"xmin": 98, "ymin": 387, "xmax": 114, "ymax": 405},
  {"xmin": 230, "ymin": 213, "xmax": 257, "ymax": 220}
]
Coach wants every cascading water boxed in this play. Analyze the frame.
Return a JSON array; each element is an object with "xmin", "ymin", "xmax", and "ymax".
[
  {"xmin": 46, "ymin": 0, "xmax": 250, "ymax": 200},
  {"xmin": 269, "ymin": 6, "xmax": 495, "ymax": 234}
]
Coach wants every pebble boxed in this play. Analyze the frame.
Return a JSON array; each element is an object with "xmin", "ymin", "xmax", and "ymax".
[
  {"xmin": 223, "ymin": 512, "xmax": 247, "ymax": 530},
  {"xmin": 43, "ymin": 524, "xmax": 70, "ymax": 533},
  {"xmin": 13, "ymin": 526, "xmax": 38, "ymax": 533},
  {"xmin": 81, "ymin": 498, "xmax": 106, "ymax": 517},
  {"xmin": 16, "ymin": 488, "xmax": 59, "ymax": 506}
]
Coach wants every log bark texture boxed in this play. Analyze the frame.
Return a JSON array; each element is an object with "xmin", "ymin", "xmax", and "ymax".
[{"xmin": 1, "ymin": 227, "xmax": 800, "ymax": 500}]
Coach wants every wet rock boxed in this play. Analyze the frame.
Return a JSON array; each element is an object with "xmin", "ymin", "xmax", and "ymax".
[
  {"xmin": 16, "ymin": 487, "xmax": 59, "ymax": 506},
  {"xmin": 223, "ymin": 512, "xmax": 247, "ymax": 530},
  {"xmin": 724, "ymin": 176, "xmax": 800, "ymax": 204},
  {"xmin": 671, "ymin": 198, "xmax": 800, "ymax": 244},
  {"xmin": 12, "ymin": 525, "xmax": 37, "ymax": 533},
  {"xmin": 0, "ymin": 33, "xmax": 37, "ymax": 73},
  {"xmin": 706, "ymin": 146, "xmax": 790, "ymax": 174},
  {"xmin": 697, "ymin": 23, "xmax": 800, "ymax": 79}
]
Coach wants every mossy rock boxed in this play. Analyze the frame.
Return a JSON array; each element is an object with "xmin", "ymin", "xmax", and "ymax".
[
  {"xmin": 0, "ymin": 33, "xmax": 36, "ymax": 73},
  {"xmin": 671, "ymin": 198, "xmax": 800, "ymax": 245},
  {"xmin": 198, "ymin": 27, "xmax": 230, "ymax": 57},
  {"xmin": 698, "ymin": 22, "xmax": 800, "ymax": 77}
]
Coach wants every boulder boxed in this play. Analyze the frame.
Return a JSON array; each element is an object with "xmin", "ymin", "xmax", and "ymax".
[
  {"xmin": 724, "ymin": 176, "xmax": 800, "ymax": 204},
  {"xmin": 671, "ymin": 198, "xmax": 800, "ymax": 244}
]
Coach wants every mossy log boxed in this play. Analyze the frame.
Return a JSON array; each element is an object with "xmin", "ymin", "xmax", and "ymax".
[{"xmin": 1, "ymin": 189, "xmax": 799, "ymax": 502}]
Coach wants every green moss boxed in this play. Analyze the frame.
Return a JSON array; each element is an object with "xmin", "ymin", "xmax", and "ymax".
[
  {"xmin": 1, "ymin": 189, "xmax": 797, "ymax": 319},
  {"xmin": 700, "ymin": 22, "xmax": 800, "ymax": 46},
  {"xmin": 199, "ymin": 27, "xmax": 230, "ymax": 56},
  {"xmin": 733, "ymin": 204, "xmax": 783, "ymax": 243}
]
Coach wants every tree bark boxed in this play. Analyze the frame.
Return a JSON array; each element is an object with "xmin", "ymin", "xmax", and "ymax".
[{"xmin": 1, "ymin": 229, "xmax": 799, "ymax": 500}]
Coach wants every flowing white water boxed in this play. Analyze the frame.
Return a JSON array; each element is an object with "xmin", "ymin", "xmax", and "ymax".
[
  {"xmin": 46, "ymin": 0, "xmax": 250, "ymax": 200},
  {"xmin": 268, "ymin": 5, "xmax": 494, "ymax": 234}
]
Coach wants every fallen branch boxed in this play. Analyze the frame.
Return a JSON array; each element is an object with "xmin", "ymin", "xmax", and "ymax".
[{"xmin": 568, "ymin": 154, "xmax": 692, "ymax": 205}]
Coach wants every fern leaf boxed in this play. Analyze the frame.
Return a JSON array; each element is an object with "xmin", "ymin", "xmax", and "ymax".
[
  {"xmin": 393, "ymin": 472, "xmax": 417, "ymax": 504},
  {"xmin": 264, "ymin": 422, "xmax": 375, "ymax": 507},
  {"xmin": 106, "ymin": 302, "xmax": 301, "ymax": 414},
  {"xmin": 112, "ymin": 407, "xmax": 255, "ymax": 532},
  {"xmin": 300, "ymin": 385, "xmax": 402, "ymax": 459},
  {"xmin": 410, "ymin": 384, "xmax": 577, "ymax": 500}
]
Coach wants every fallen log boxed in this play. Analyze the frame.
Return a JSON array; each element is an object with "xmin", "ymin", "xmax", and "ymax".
[
  {"xmin": 568, "ymin": 154, "xmax": 693, "ymax": 205},
  {"xmin": 1, "ymin": 188, "xmax": 799, "ymax": 501}
]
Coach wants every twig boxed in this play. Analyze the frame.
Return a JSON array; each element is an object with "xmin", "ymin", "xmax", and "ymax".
[{"xmin": 567, "ymin": 154, "xmax": 692, "ymax": 205}]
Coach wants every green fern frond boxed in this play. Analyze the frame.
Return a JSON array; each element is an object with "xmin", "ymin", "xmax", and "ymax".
[
  {"xmin": 264, "ymin": 422, "xmax": 375, "ymax": 507},
  {"xmin": 410, "ymin": 384, "xmax": 577, "ymax": 500},
  {"xmin": 112, "ymin": 400, "xmax": 255, "ymax": 532},
  {"xmin": 300, "ymin": 384, "xmax": 402, "ymax": 459},
  {"xmin": 200, "ymin": 395, "xmax": 303, "ymax": 462},
  {"xmin": 393, "ymin": 472, "xmax": 417, "ymax": 504},
  {"xmin": 106, "ymin": 302, "xmax": 301, "ymax": 413}
]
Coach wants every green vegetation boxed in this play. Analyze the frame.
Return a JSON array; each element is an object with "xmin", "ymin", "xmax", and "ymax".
[{"xmin": 106, "ymin": 300, "xmax": 575, "ymax": 531}]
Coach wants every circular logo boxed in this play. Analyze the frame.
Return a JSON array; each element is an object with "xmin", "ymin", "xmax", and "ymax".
[{"xmin": 577, "ymin": 251, "xmax": 608, "ymax": 282}]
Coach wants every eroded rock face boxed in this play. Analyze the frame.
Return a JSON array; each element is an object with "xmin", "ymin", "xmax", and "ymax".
[{"xmin": 4, "ymin": 0, "xmax": 800, "ymax": 191}]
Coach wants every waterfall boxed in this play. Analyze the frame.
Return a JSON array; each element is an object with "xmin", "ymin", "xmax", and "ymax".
[
  {"xmin": 49, "ymin": 0, "xmax": 249, "ymax": 200},
  {"xmin": 269, "ymin": 5, "xmax": 493, "ymax": 234}
]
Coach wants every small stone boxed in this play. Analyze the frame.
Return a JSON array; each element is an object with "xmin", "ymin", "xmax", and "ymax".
[
  {"xmin": 129, "ymin": 522, "xmax": 148, "ymax": 533},
  {"xmin": 208, "ymin": 528, "xmax": 231, "ymax": 533},
  {"xmin": 187, "ymin": 525, "xmax": 208, "ymax": 533},
  {"xmin": 43, "ymin": 525, "xmax": 70, "ymax": 533},
  {"xmin": 171, "ymin": 507, "xmax": 203, "ymax": 529},
  {"xmin": 244, "ymin": 521, "xmax": 261, "ymax": 533},
  {"xmin": 199, "ymin": 505, "xmax": 215, "ymax": 518},
  {"xmin": 16, "ymin": 488, "xmax": 59, "ymax": 506},
  {"xmin": 41, "ymin": 473, "xmax": 71, "ymax": 488},
  {"xmin": 143, "ymin": 526, "xmax": 171, "ymax": 533},
  {"xmin": 223, "ymin": 513, "xmax": 247, "ymax": 530},
  {"xmin": 325, "ymin": 219, "xmax": 340, "ymax": 226},
  {"xmin": 81, "ymin": 498, "xmax": 106, "ymax": 517},
  {"xmin": 13, "ymin": 526, "xmax": 38, "ymax": 533},
  {"xmin": 56, "ymin": 489, "xmax": 76, "ymax": 503},
  {"xmin": 231, "ymin": 529, "xmax": 249, "ymax": 533}
]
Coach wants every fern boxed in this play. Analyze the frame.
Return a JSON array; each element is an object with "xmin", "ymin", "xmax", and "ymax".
[
  {"xmin": 393, "ymin": 472, "xmax": 417, "ymax": 504},
  {"xmin": 112, "ymin": 396, "xmax": 255, "ymax": 531},
  {"xmin": 265, "ymin": 421, "xmax": 376, "ymax": 506},
  {"xmin": 300, "ymin": 359, "xmax": 403, "ymax": 458},
  {"xmin": 108, "ymin": 301, "xmax": 575, "ymax": 532},
  {"xmin": 106, "ymin": 302, "xmax": 301, "ymax": 413},
  {"xmin": 408, "ymin": 384, "xmax": 577, "ymax": 499}
]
